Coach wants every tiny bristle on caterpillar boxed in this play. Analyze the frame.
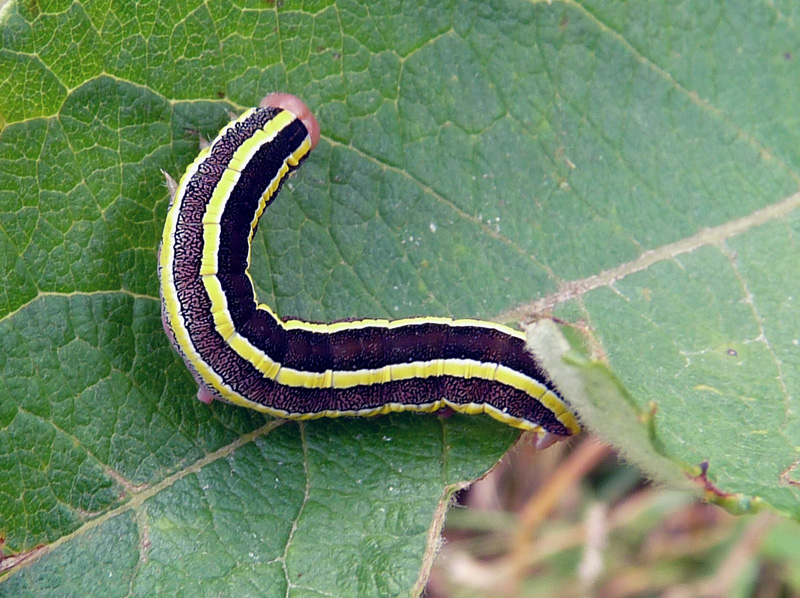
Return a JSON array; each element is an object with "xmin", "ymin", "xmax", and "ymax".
[{"xmin": 158, "ymin": 92, "xmax": 580, "ymax": 449}]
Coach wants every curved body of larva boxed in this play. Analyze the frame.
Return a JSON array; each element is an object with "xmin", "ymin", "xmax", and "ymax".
[{"xmin": 158, "ymin": 93, "xmax": 580, "ymax": 449}]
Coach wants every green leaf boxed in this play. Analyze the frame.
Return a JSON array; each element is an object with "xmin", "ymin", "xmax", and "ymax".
[{"xmin": 2, "ymin": 0, "xmax": 800, "ymax": 595}]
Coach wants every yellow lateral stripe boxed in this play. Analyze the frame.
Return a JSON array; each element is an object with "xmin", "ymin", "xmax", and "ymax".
[
  {"xmin": 205, "ymin": 394, "xmax": 548, "ymax": 436},
  {"xmin": 201, "ymin": 169, "xmax": 242, "ymax": 225},
  {"xmin": 200, "ymin": 112, "xmax": 313, "ymax": 381},
  {"xmin": 280, "ymin": 315, "xmax": 522, "ymax": 338},
  {"xmin": 250, "ymin": 342, "xmax": 282, "ymax": 379},
  {"xmin": 265, "ymin": 358, "xmax": 575, "ymax": 434},
  {"xmin": 247, "ymin": 137, "xmax": 313, "ymax": 248},
  {"xmin": 201, "ymin": 114, "xmax": 298, "ymax": 279}
]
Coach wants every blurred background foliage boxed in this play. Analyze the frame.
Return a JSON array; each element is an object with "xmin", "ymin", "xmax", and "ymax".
[{"xmin": 431, "ymin": 438, "xmax": 800, "ymax": 598}]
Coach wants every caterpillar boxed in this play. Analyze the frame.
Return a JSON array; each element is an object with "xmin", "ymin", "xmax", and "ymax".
[{"xmin": 158, "ymin": 93, "xmax": 580, "ymax": 449}]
